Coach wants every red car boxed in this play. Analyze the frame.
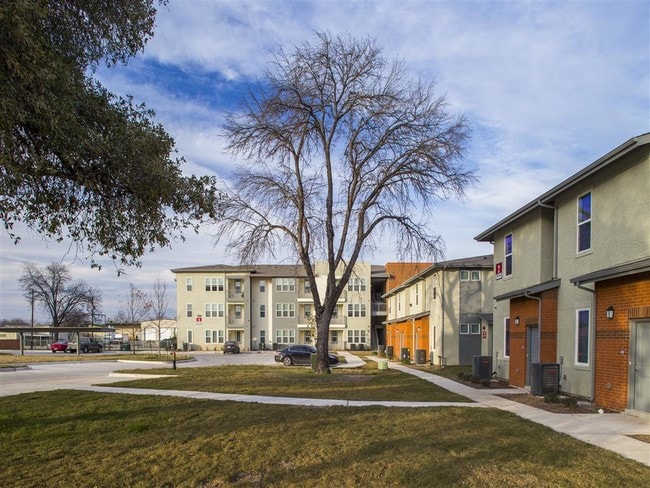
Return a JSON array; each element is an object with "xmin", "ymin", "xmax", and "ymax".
[{"xmin": 50, "ymin": 339, "xmax": 68, "ymax": 353}]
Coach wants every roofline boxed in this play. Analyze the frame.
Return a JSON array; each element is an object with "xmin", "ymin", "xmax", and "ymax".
[
  {"xmin": 570, "ymin": 257, "xmax": 650, "ymax": 286},
  {"xmin": 493, "ymin": 279, "xmax": 561, "ymax": 302},
  {"xmin": 474, "ymin": 133, "xmax": 650, "ymax": 242}
]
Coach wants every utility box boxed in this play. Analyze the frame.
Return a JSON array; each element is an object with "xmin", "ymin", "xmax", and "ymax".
[
  {"xmin": 416, "ymin": 349, "xmax": 426, "ymax": 364},
  {"xmin": 531, "ymin": 363, "xmax": 560, "ymax": 395},
  {"xmin": 378, "ymin": 360, "xmax": 388, "ymax": 370},
  {"xmin": 386, "ymin": 346, "xmax": 394, "ymax": 359},
  {"xmin": 472, "ymin": 355, "xmax": 493, "ymax": 380},
  {"xmin": 401, "ymin": 348, "xmax": 410, "ymax": 361}
]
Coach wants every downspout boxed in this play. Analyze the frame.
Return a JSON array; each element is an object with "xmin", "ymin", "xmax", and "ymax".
[
  {"xmin": 440, "ymin": 267, "xmax": 447, "ymax": 366},
  {"xmin": 574, "ymin": 282, "xmax": 597, "ymax": 401}
]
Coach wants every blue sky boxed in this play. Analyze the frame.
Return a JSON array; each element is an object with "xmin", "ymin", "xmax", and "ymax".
[{"xmin": 1, "ymin": 0, "xmax": 648, "ymax": 322}]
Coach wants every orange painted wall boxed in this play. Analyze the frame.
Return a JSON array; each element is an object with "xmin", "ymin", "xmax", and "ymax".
[
  {"xmin": 385, "ymin": 316, "xmax": 430, "ymax": 361},
  {"xmin": 594, "ymin": 272, "xmax": 650, "ymax": 412},
  {"xmin": 385, "ymin": 262, "xmax": 432, "ymax": 290}
]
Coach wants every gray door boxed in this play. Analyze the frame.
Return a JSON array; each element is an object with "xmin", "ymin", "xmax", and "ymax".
[
  {"xmin": 526, "ymin": 327, "xmax": 539, "ymax": 386},
  {"xmin": 629, "ymin": 321, "xmax": 650, "ymax": 412}
]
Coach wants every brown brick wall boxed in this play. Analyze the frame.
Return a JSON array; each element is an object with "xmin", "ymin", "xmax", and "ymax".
[
  {"xmin": 508, "ymin": 289, "xmax": 558, "ymax": 388},
  {"xmin": 594, "ymin": 272, "xmax": 650, "ymax": 412}
]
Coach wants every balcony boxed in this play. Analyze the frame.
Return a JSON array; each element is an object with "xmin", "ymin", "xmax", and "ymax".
[
  {"xmin": 226, "ymin": 314, "xmax": 245, "ymax": 328},
  {"xmin": 227, "ymin": 290, "xmax": 245, "ymax": 302},
  {"xmin": 372, "ymin": 301, "xmax": 387, "ymax": 316}
]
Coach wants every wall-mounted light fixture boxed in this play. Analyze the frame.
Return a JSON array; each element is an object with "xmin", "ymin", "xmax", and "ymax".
[
  {"xmin": 514, "ymin": 316, "xmax": 520, "ymax": 326},
  {"xmin": 606, "ymin": 306, "xmax": 614, "ymax": 320}
]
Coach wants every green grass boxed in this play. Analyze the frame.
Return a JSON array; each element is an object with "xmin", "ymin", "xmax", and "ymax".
[
  {"xmin": 1, "ymin": 390, "xmax": 648, "ymax": 487},
  {"xmin": 105, "ymin": 363, "xmax": 471, "ymax": 402}
]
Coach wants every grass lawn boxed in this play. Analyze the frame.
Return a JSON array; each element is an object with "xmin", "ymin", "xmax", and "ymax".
[
  {"xmin": 1, "ymin": 390, "xmax": 648, "ymax": 487},
  {"xmin": 0, "ymin": 352, "xmax": 189, "ymax": 366},
  {"xmin": 105, "ymin": 363, "xmax": 471, "ymax": 402}
]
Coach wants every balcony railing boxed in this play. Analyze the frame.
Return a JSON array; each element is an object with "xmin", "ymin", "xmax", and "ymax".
[
  {"xmin": 372, "ymin": 302, "xmax": 387, "ymax": 315},
  {"xmin": 226, "ymin": 315, "xmax": 244, "ymax": 327}
]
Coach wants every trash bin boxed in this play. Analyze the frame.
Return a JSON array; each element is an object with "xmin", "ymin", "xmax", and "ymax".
[
  {"xmin": 119, "ymin": 343, "xmax": 130, "ymax": 351},
  {"xmin": 378, "ymin": 360, "xmax": 388, "ymax": 370},
  {"xmin": 182, "ymin": 342, "xmax": 189, "ymax": 352},
  {"xmin": 472, "ymin": 355, "xmax": 492, "ymax": 380},
  {"xmin": 310, "ymin": 353, "xmax": 318, "ymax": 371}
]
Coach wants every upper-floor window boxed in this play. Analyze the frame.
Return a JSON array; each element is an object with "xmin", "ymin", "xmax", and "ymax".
[
  {"xmin": 347, "ymin": 278, "xmax": 366, "ymax": 292},
  {"xmin": 275, "ymin": 303, "xmax": 295, "ymax": 318},
  {"xmin": 185, "ymin": 278, "xmax": 193, "ymax": 292},
  {"xmin": 233, "ymin": 279, "xmax": 242, "ymax": 293},
  {"xmin": 186, "ymin": 304, "xmax": 193, "ymax": 318},
  {"xmin": 460, "ymin": 270, "xmax": 470, "ymax": 281},
  {"xmin": 259, "ymin": 280, "xmax": 266, "ymax": 293},
  {"xmin": 577, "ymin": 192, "xmax": 592, "ymax": 253},
  {"xmin": 205, "ymin": 277, "xmax": 224, "ymax": 292},
  {"xmin": 471, "ymin": 270, "xmax": 480, "ymax": 281},
  {"xmin": 505, "ymin": 233, "xmax": 513, "ymax": 277},
  {"xmin": 303, "ymin": 279, "xmax": 311, "ymax": 294},
  {"xmin": 304, "ymin": 304, "xmax": 312, "ymax": 318},
  {"xmin": 275, "ymin": 278, "xmax": 295, "ymax": 292},
  {"xmin": 414, "ymin": 283, "xmax": 419, "ymax": 306},
  {"xmin": 347, "ymin": 303, "xmax": 366, "ymax": 317},
  {"xmin": 259, "ymin": 304, "xmax": 266, "ymax": 318},
  {"xmin": 205, "ymin": 303, "xmax": 224, "ymax": 318}
]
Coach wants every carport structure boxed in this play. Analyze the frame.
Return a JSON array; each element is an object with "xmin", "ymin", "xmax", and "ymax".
[{"xmin": 0, "ymin": 326, "xmax": 116, "ymax": 356}]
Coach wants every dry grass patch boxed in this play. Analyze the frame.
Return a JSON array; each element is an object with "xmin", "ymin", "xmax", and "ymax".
[
  {"xmin": 1, "ymin": 391, "xmax": 648, "ymax": 487},
  {"xmin": 105, "ymin": 364, "xmax": 471, "ymax": 402}
]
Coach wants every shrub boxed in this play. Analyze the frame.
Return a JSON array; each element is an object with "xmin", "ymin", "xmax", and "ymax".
[
  {"xmin": 480, "ymin": 379, "xmax": 491, "ymax": 387},
  {"xmin": 544, "ymin": 393, "xmax": 559, "ymax": 404},
  {"xmin": 562, "ymin": 396, "xmax": 578, "ymax": 408}
]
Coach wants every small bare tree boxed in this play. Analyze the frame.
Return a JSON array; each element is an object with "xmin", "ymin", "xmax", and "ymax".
[
  {"xmin": 115, "ymin": 284, "xmax": 151, "ymax": 354},
  {"xmin": 149, "ymin": 278, "xmax": 171, "ymax": 355},
  {"xmin": 18, "ymin": 262, "xmax": 101, "ymax": 339},
  {"xmin": 219, "ymin": 32, "xmax": 474, "ymax": 372}
]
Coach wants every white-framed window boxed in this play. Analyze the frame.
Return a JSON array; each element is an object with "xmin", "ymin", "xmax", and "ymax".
[
  {"xmin": 275, "ymin": 278, "xmax": 295, "ymax": 292},
  {"xmin": 205, "ymin": 277, "xmax": 224, "ymax": 292},
  {"xmin": 471, "ymin": 270, "xmax": 481, "ymax": 281},
  {"xmin": 460, "ymin": 270, "xmax": 470, "ymax": 281},
  {"xmin": 187, "ymin": 330, "xmax": 193, "ymax": 343},
  {"xmin": 304, "ymin": 304, "xmax": 311, "ymax": 318},
  {"xmin": 414, "ymin": 283, "xmax": 419, "ymax": 306},
  {"xmin": 303, "ymin": 280, "xmax": 311, "ymax": 294},
  {"xmin": 460, "ymin": 323, "xmax": 469, "ymax": 334},
  {"xmin": 217, "ymin": 330, "xmax": 224, "ymax": 343},
  {"xmin": 259, "ymin": 280, "xmax": 266, "ymax": 293},
  {"xmin": 275, "ymin": 329, "xmax": 295, "ymax": 343},
  {"xmin": 205, "ymin": 303, "xmax": 224, "ymax": 318},
  {"xmin": 259, "ymin": 304, "xmax": 266, "ymax": 318},
  {"xmin": 505, "ymin": 233, "xmax": 513, "ymax": 277},
  {"xmin": 259, "ymin": 330, "xmax": 266, "ymax": 345},
  {"xmin": 185, "ymin": 277, "xmax": 193, "ymax": 291},
  {"xmin": 577, "ymin": 192, "xmax": 592, "ymax": 253},
  {"xmin": 398, "ymin": 292, "xmax": 402, "ymax": 312},
  {"xmin": 332, "ymin": 306, "xmax": 339, "ymax": 318},
  {"xmin": 347, "ymin": 277, "xmax": 366, "ymax": 292},
  {"xmin": 347, "ymin": 329, "xmax": 367, "ymax": 344},
  {"xmin": 234, "ymin": 305, "xmax": 242, "ymax": 319},
  {"xmin": 232, "ymin": 279, "xmax": 243, "ymax": 294},
  {"xmin": 331, "ymin": 331, "xmax": 338, "ymax": 344},
  {"xmin": 504, "ymin": 317, "xmax": 511, "ymax": 358},
  {"xmin": 470, "ymin": 323, "xmax": 480, "ymax": 334},
  {"xmin": 205, "ymin": 330, "xmax": 212, "ymax": 344},
  {"xmin": 576, "ymin": 308, "xmax": 590, "ymax": 365},
  {"xmin": 347, "ymin": 303, "xmax": 366, "ymax": 317},
  {"xmin": 186, "ymin": 304, "xmax": 193, "ymax": 318},
  {"xmin": 275, "ymin": 303, "xmax": 295, "ymax": 318}
]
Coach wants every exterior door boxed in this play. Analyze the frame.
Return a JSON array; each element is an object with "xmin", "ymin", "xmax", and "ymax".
[
  {"xmin": 629, "ymin": 321, "xmax": 650, "ymax": 412},
  {"xmin": 526, "ymin": 326, "xmax": 539, "ymax": 386}
]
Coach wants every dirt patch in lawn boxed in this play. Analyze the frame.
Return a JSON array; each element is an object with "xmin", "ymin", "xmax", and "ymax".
[
  {"xmin": 497, "ymin": 393, "xmax": 615, "ymax": 414},
  {"xmin": 628, "ymin": 434, "xmax": 650, "ymax": 444}
]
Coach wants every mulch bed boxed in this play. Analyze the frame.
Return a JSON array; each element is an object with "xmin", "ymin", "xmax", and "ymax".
[{"xmin": 497, "ymin": 393, "xmax": 614, "ymax": 414}]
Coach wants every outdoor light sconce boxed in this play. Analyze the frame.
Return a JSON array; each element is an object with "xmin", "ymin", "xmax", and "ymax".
[
  {"xmin": 514, "ymin": 316, "xmax": 520, "ymax": 326},
  {"xmin": 606, "ymin": 306, "xmax": 614, "ymax": 320}
]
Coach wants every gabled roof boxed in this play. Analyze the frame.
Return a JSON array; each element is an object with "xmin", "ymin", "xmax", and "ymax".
[
  {"xmin": 170, "ymin": 264, "xmax": 306, "ymax": 277},
  {"xmin": 570, "ymin": 257, "xmax": 650, "ymax": 286},
  {"xmin": 383, "ymin": 254, "xmax": 494, "ymax": 297},
  {"xmin": 475, "ymin": 133, "xmax": 650, "ymax": 242}
]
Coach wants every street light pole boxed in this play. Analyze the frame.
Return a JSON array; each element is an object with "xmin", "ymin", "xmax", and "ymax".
[{"xmin": 30, "ymin": 289, "xmax": 34, "ymax": 350}]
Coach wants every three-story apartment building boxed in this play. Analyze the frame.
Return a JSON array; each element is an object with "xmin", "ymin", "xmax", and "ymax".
[
  {"xmin": 172, "ymin": 262, "xmax": 387, "ymax": 352},
  {"xmin": 475, "ymin": 133, "xmax": 650, "ymax": 414}
]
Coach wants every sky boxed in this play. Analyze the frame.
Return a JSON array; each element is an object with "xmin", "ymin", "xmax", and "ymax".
[{"xmin": 1, "ymin": 0, "xmax": 648, "ymax": 322}]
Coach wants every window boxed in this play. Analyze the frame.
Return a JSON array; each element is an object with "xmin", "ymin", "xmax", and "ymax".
[
  {"xmin": 460, "ymin": 323, "xmax": 469, "ymax": 334},
  {"xmin": 304, "ymin": 304, "xmax": 311, "ymax": 318},
  {"xmin": 259, "ymin": 330, "xmax": 266, "ymax": 345},
  {"xmin": 578, "ymin": 192, "xmax": 592, "ymax": 253},
  {"xmin": 217, "ymin": 330, "xmax": 224, "ymax": 343},
  {"xmin": 331, "ymin": 331, "xmax": 338, "ymax": 344},
  {"xmin": 505, "ymin": 234, "xmax": 513, "ymax": 276},
  {"xmin": 259, "ymin": 280, "xmax": 266, "ymax": 293},
  {"xmin": 232, "ymin": 279, "xmax": 242, "ymax": 294},
  {"xmin": 259, "ymin": 304, "xmax": 266, "ymax": 318},
  {"xmin": 433, "ymin": 287, "xmax": 437, "ymax": 300},
  {"xmin": 576, "ymin": 309, "xmax": 590, "ymax": 365},
  {"xmin": 470, "ymin": 323, "xmax": 480, "ymax": 334},
  {"xmin": 303, "ymin": 280, "xmax": 311, "ymax": 294},
  {"xmin": 186, "ymin": 304, "xmax": 193, "ymax": 318},
  {"xmin": 275, "ymin": 278, "xmax": 295, "ymax": 292},
  {"xmin": 275, "ymin": 303, "xmax": 295, "ymax": 318},
  {"xmin": 471, "ymin": 270, "xmax": 481, "ymax": 281},
  {"xmin": 347, "ymin": 303, "xmax": 366, "ymax": 317},
  {"xmin": 460, "ymin": 270, "xmax": 470, "ymax": 281},
  {"xmin": 187, "ymin": 330, "xmax": 193, "ymax": 343},
  {"xmin": 504, "ymin": 317, "xmax": 511, "ymax": 357},
  {"xmin": 205, "ymin": 277, "xmax": 224, "ymax": 292},
  {"xmin": 205, "ymin": 304, "xmax": 223, "ymax": 318},
  {"xmin": 234, "ymin": 305, "xmax": 242, "ymax": 319},
  {"xmin": 185, "ymin": 278, "xmax": 193, "ymax": 291},
  {"xmin": 205, "ymin": 330, "xmax": 212, "ymax": 344},
  {"xmin": 275, "ymin": 329, "xmax": 295, "ymax": 343},
  {"xmin": 332, "ymin": 306, "xmax": 338, "ymax": 318},
  {"xmin": 347, "ymin": 330, "xmax": 367, "ymax": 344},
  {"xmin": 347, "ymin": 278, "xmax": 366, "ymax": 292},
  {"xmin": 414, "ymin": 283, "xmax": 419, "ymax": 306}
]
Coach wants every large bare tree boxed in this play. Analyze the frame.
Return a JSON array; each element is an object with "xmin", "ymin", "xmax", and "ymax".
[
  {"xmin": 18, "ymin": 262, "xmax": 101, "ymax": 333},
  {"xmin": 219, "ymin": 32, "xmax": 474, "ymax": 372}
]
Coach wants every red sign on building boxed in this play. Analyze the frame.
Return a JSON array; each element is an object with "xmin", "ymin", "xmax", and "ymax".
[
  {"xmin": 495, "ymin": 262, "xmax": 503, "ymax": 280},
  {"xmin": 196, "ymin": 315, "xmax": 203, "ymax": 323}
]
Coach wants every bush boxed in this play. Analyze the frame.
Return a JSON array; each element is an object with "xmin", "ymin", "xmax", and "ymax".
[
  {"xmin": 400, "ymin": 357, "xmax": 411, "ymax": 365},
  {"xmin": 544, "ymin": 393, "xmax": 559, "ymax": 404},
  {"xmin": 562, "ymin": 396, "xmax": 578, "ymax": 408},
  {"xmin": 480, "ymin": 379, "xmax": 491, "ymax": 387}
]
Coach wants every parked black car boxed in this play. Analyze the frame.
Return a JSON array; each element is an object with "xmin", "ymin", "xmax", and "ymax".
[
  {"xmin": 223, "ymin": 341, "xmax": 240, "ymax": 354},
  {"xmin": 274, "ymin": 345, "xmax": 339, "ymax": 366},
  {"xmin": 67, "ymin": 337, "xmax": 103, "ymax": 353}
]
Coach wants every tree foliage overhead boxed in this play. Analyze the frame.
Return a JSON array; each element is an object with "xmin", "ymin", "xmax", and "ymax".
[
  {"xmin": 219, "ymin": 32, "xmax": 474, "ymax": 372},
  {"xmin": 0, "ymin": 0, "xmax": 217, "ymax": 269}
]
